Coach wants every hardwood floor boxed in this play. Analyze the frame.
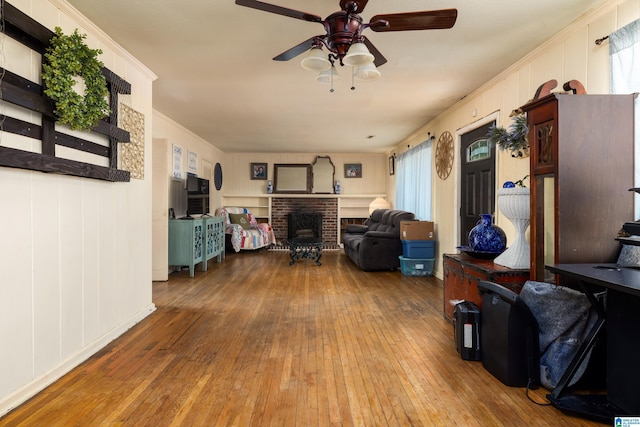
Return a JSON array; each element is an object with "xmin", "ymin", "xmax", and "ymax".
[{"xmin": 1, "ymin": 250, "xmax": 602, "ymax": 426}]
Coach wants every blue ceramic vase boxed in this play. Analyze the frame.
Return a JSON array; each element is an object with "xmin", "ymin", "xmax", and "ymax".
[{"xmin": 468, "ymin": 213, "xmax": 507, "ymax": 253}]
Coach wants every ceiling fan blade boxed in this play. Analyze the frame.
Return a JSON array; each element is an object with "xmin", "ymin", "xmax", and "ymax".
[
  {"xmin": 235, "ymin": 0, "xmax": 322, "ymax": 23},
  {"xmin": 363, "ymin": 37, "xmax": 387, "ymax": 67},
  {"xmin": 370, "ymin": 9, "xmax": 458, "ymax": 32},
  {"xmin": 339, "ymin": 0, "xmax": 369, "ymax": 13},
  {"xmin": 273, "ymin": 37, "xmax": 320, "ymax": 61}
]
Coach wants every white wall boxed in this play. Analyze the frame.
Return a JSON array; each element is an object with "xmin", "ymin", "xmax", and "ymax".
[
  {"xmin": 391, "ymin": 0, "xmax": 640, "ymax": 280},
  {"xmin": 151, "ymin": 111, "xmax": 226, "ymax": 281},
  {"xmin": 0, "ymin": 0, "xmax": 156, "ymax": 415}
]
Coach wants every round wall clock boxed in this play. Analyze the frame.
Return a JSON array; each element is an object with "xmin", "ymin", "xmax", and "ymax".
[{"xmin": 435, "ymin": 131, "xmax": 454, "ymax": 180}]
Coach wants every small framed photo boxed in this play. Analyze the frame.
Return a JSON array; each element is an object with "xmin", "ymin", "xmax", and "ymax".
[
  {"xmin": 344, "ymin": 163, "xmax": 362, "ymax": 178},
  {"xmin": 251, "ymin": 163, "xmax": 268, "ymax": 180},
  {"xmin": 389, "ymin": 156, "xmax": 395, "ymax": 176}
]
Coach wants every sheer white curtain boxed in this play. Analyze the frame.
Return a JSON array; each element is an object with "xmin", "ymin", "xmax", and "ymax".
[
  {"xmin": 395, "ymin": 140, "xmax": 432, "ymax": 220},
  {"xmin": 610, "ymin": 19, "xmax": 640, "ymax": 216}
]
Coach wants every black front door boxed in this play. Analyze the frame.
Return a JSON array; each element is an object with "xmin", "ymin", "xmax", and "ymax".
[{"xmin": 460, "ymin": 122, "xmax": 496, "ymax": 246}]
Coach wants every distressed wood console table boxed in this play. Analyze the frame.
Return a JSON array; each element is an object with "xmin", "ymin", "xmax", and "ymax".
[{"xmin": 442, "ymin": 253, "xmax": 530, "ymax": 321}]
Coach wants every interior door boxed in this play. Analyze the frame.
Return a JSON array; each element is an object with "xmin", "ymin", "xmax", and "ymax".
[{"xmin": 460, "ymin": 122, "xmax": 496, "ymax": 246}]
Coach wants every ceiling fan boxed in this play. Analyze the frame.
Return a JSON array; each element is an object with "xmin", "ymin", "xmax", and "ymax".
[{"xmin": 235, "ymin": 0, "xmax": 458, "ymax": 69}]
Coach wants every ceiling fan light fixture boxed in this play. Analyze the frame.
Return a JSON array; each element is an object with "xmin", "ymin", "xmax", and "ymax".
[
  {"xmin": 301, "ymin": 47, "xmax": 331, "ymax": 71},
  {"xmin": 343, "ymin": 42, "xmax": 374, "ymax": 66},
  {"xmin": 316, "ymin": 66, "xmax": 342, "ymax": 84},
  {"xmin": 353, "ymin": 63, "xmax": 381, "ymax": 81}
]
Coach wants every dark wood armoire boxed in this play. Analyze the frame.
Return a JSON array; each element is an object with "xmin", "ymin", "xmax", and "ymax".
[{"xmin": 521, "ymin": 91, "xmax": 637, "ymax": 282}]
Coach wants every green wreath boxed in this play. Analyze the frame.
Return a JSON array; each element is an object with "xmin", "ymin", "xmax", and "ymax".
[{"xmin": 42, "ymin": 27, "xmax": 110, "ymax": 131}]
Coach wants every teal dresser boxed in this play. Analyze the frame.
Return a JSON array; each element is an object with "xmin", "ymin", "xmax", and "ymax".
[
  {"xmin": 169, "ymin": 216, "xmax": 224, "ymax": 277},
  {"xmin": 202, "ymin": 216, "xmax": 225, "ymax": 271}
]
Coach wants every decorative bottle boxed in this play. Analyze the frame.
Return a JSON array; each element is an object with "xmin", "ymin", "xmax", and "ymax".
[
  {"xmin": 334, "ymin": 181, "xmax": 341, "ymax": 194},
  {"xmin": 266, "ymin": 180, "xmax": 273, "ymax": 194},
  {"xmin": 468, "ymin": 213, "xmax": 507, "ymax": 253}
]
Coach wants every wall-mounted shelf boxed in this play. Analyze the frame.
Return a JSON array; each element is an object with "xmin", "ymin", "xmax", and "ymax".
[{"xmin": 221, "ymin": 195, "xmax": 271, "ymax": 219}]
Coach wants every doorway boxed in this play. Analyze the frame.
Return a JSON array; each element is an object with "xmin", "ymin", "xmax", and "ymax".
[{"xmin": 459, "ymin": 122, "xmax": 496, "ymax": 246}]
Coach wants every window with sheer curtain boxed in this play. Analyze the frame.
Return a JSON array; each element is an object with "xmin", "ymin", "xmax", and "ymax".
[
  {"xmin": 395, "ymin": 140, "xmax": 432, "ymax": 220},
  {"xmin": 610, "ymin": 19, "xmax": 640, "ymax": 216}
]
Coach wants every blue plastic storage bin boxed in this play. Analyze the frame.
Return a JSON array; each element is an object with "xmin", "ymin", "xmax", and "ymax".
[
  {"xmin": 398, "ymin": 256, "xmax": 434, "ymax": 276},
  {"xmin": 401, "ymin": 240, "xmax": 436, "ymax": 259}
]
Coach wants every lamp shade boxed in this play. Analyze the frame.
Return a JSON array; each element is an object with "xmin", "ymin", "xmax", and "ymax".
[
  {"xmin": 316, "ymin": 66, "xmax": 341, "ymax": 84},
  {"xmin": 369, "ymin": 197, "xmax": 391, "ymax": 214},
  {"xmin": 301, "ymin": 47, "xmax": 331, "ymax": 71},
  {"xmin": 343, "ymin": 42, "xmax": 374, "ymax": 66},
  {"xmin": 354, "ymin": 63, "xmax": 381, "ymax": 81}
]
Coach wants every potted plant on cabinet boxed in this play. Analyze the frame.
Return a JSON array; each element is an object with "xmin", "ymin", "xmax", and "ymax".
[{"xmin": 487, "ymin": 113, "xmax": 529, "ymax": 158}]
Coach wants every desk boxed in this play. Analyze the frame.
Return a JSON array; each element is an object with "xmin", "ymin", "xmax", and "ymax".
[{"xmin": 546, "ymin": 263, "xmax": 640, "ymax": 422}]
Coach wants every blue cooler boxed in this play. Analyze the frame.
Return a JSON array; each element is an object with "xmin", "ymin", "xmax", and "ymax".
[
  {"xmin": 401, "ymin": 240, "xmax": 436, "ymax": 259},
  {"xmin": 398, "ymin": 256, "xmax": 434, "ymax": 276}
]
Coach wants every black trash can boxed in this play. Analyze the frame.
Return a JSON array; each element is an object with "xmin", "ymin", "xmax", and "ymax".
[{"xmin": 478, "ymin": 281, "xmax": 540, "ymax": 388}]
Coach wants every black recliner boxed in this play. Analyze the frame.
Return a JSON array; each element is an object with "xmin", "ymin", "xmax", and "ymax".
[{"xmin": 342, "ymin": 209, "xmax": 415, "ymax": 271}]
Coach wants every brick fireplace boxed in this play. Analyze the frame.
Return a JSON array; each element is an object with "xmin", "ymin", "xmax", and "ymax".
[{"xmin": 271, "ymin": 198, "xmax": 338, "ymax": 245}]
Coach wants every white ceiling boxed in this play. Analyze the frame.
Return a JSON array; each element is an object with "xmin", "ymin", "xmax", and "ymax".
[{"xmin": 66, "ymin": 0, "xmax": 605, "ymax": 153}]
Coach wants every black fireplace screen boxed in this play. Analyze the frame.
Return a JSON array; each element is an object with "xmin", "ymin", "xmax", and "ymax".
[{"xmin": 288, "ymin": 212, "xmax": 323, "ymax": 240}]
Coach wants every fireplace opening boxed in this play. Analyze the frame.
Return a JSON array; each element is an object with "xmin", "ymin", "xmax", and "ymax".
[{"xmin": 288, "ymin": 212, "xmax": 323, "ymax": 241}]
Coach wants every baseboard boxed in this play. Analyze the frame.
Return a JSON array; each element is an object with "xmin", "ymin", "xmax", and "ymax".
[{"xmin": 0, "ymin": 303, "xmax": 157, "ymax": 417}]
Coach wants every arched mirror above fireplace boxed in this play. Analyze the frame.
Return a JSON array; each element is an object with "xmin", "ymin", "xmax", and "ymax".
[{"xmin": 312, "ymin": 156, "xmax": 335, "ymax": 194}]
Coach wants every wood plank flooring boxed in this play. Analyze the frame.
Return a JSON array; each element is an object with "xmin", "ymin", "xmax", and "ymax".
[{"xmin": 0, "ymin": 250, "xmax": 602, "ymax": 426}]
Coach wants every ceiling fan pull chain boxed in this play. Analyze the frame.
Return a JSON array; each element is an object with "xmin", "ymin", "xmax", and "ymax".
[
  {"xmin": 330, "ymin": 67, "xmax": 335, "ymax": 92},
  {"xmin": 351, "ymin": 67, "xmax": 356, "ymax": 91}
]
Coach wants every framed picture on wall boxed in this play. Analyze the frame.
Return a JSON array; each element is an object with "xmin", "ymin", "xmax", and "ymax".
[
  {"xmin": 251, "ymin": 162, "xmax": 268, "ymax": 180},
  {"xmin": 187, "ymin": 150, "xmax": 198, "ymax": 175},
  {"xmin": 344, "ymin": 163, "xmax": 362, "ymax": 178},
  {"xmin": 172, "ymin": 144, "xmax": 183, "ymax": 179}
]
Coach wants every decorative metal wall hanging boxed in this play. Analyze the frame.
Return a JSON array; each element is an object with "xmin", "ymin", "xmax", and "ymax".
[
  {"xmin": 118, "ymin": 104, "xmax": 145, "ymax": 179},
  {"xmin": 435, "ymin": 131, "xmax": 454, "ymax": 180}
]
